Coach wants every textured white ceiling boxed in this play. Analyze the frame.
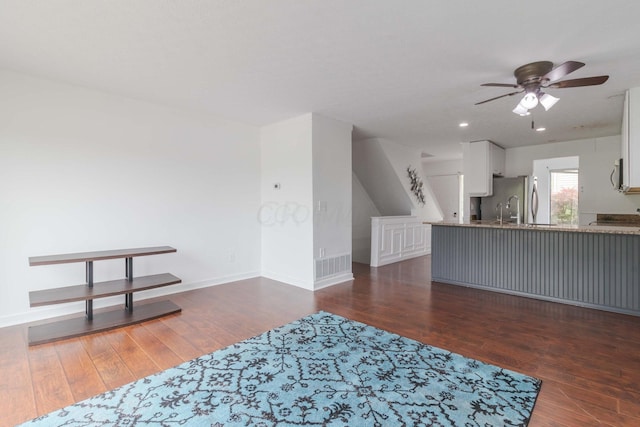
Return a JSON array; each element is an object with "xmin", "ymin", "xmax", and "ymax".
[{"xmin": 1, "ymin": 0, "xmax": 640, "ymax": 159}]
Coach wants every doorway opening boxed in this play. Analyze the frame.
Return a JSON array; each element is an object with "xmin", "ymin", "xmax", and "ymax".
[{"xmin": 532, "ymin": 156, "xmax": 579, "ymax": 224}]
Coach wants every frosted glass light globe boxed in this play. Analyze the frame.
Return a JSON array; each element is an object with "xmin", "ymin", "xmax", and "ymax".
[{"xmin": 521, "ymin": 92, "xmax": 539, "ymax": 109}]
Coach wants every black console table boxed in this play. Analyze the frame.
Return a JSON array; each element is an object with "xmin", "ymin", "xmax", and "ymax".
[{"xmin": 28, "ymin": 246, "xmax": 181, "ymax": 345}]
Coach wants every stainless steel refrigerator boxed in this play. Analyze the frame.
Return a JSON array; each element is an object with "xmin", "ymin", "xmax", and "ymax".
[{"xmin": 479, "ymin": 176, "xmax": 529, "ymax": 223}]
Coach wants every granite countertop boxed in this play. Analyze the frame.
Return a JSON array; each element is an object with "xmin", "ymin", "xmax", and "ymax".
[{"xmin": 425, "ymin": 221, "xmax": 640, "ymax": 235}]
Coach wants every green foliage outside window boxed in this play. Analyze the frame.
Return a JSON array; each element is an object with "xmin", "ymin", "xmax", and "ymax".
[{"xmin": 550, "ymin": 187, "xmax": 578, "ymax": 225}]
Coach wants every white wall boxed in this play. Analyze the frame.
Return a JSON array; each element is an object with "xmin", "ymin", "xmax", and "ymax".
[
  {"xmin": 506, "ymin": 135, "xmax": 640, "ymax": 224},
  {"xmin": 0, "ymin": 70, "xmax": 262, "ymax": 326},
  {"xmin": 426, "ymin": 175, "xmax": 460, "ymax": 221},
  {"xmin": 260, "ymin": 113, "xmax": 353, "ymax": 290},
  {"xmin": 311, "ymin": 114, "xmax": 353, "ymax": 284},
  {"xmin": 352, "ymin": 138, "xmax": 412, "ymax": 216},
  {"xmin": 260, "ymin": 114, "xmax": 314, "ymax": 288},
  {"xmin": 423, "ymin": 159, "xmax": 464, "ymax": 222},
  {"xmin": 377, "ymin": 139, "xmax": 442, "ymax": 221},
  {"xmin": 423, "ymin": 159, "xmax": 463, "ymax": 177},
  {"xmin": 352, "ymin": 172, "xmax": 380, "ymax": 264}
]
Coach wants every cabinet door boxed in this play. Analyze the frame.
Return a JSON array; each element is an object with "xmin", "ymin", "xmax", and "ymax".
[
  {"xmin": 626, "ymin": 88, "xmax": 640, "ymax": 192},
  {"xmin": 621, "ymin": 91, "xmax": 629, "ymax": 188},
  {"xmin": 464, "ymin": 140, "xmax": 492, "ymax": 196},
  {"xmin": 490, "ymin": 143, "xmax": 505, "ymax": 176}
]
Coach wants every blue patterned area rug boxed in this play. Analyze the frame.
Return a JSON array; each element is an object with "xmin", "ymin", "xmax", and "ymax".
[{"xmin": 22, "ymin": 311, "xmax": 541, "ymax": 426}]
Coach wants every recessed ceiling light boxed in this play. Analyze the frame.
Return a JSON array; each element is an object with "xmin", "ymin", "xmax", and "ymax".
[
  {"xmin": 459, "ymin": 122, "xmax": 469, "ymax": 127},
  {"xmin": 536, "ymin": 127, "xmax": 546, "ymax": 132}
]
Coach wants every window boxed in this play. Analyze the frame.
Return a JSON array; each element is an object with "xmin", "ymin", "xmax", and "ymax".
[{"xmin": 549, "ymin": 169, "xmax": 578, "ymax": 225}]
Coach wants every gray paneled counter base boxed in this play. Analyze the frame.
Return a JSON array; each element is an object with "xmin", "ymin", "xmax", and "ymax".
[{"xmin": 430, "ymin": 224, "xmax": 640, "ymax": 316}]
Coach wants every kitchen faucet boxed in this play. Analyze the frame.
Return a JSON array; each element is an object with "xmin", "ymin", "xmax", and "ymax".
[{"xmin": 507, "ymin": 195, "xmax": 521, "ymax": 225}]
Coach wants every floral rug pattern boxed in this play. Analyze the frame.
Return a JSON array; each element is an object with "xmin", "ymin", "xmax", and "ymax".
[{"xmin": 22, "ymin": 311, "xmax": 540, "ymax": 426}]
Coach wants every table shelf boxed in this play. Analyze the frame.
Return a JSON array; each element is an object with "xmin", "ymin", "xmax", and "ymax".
[
  {"xmin": 28, "ymin": 246, "xmax": 181, "ymax": 345},
  {"xmin": 29, "ymin": 273, "xmax": 181, "ymax": 306},
  {"xmin": 29, "ymin": 300, "xmax": 181, "ymax": 345}
]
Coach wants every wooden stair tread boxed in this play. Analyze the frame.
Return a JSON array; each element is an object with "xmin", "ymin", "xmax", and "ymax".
[
  {"xmin": 29, "ymin": 273, "xmax": 181, "ymax": 307},
  {"xmin": 28, "ymin": 300, "xmax": 181, "ymax": 345},
  {"xmin": 29, "ymin": 246, "xmax": 176, "ymax": 266}
]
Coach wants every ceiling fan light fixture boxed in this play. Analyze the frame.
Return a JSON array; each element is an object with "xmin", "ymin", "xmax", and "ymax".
[
  {"xmin": 539, "ymin": 93, "xmax": 560, "ymax": 111},
  {"xmin": 512, "ymin": 104, "xmax": 529, "ymax": 116},
  {"xmin": 476, "ymin": 60, "xmax": 609, "ymax": 116},
  {"xmin": 520, "ymin": 92, "xmax": 539, "ymax": 109}
]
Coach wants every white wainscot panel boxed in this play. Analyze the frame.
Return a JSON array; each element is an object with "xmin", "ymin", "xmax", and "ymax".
[{"xmin": 370, "ymin": 216, "xmax": 431, "ymax": 267}]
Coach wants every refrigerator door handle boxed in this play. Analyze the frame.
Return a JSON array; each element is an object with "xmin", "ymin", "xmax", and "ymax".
[{"xmin": 610, "ymin": 166, "xmax": 617, "ymax": 189}]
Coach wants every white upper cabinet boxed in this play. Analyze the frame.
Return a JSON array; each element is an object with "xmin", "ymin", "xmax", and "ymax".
[
  {"xmin": 490, "ymin": 141, "xmax": 506, "ymax": 177},
  {"xmin": 463, "ymin": 140, "xmax": 506, "ymax": 196},
  {"xmin": 622, "ymin": 88, "xmax": 640, "ymax": 194}
]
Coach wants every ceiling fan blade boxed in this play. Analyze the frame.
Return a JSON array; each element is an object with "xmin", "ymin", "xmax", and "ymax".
[
  {"xmin": 547, "ymin": 75, "xmax": 609, "ymax": 88},
  {"xmin": 481, "ymin": 83, "xmax": 520, "ymax": 88},
  {"xmin": 475, "ymin": 90, "xmax": 523, "ymax": 105},
  {"xmin": 543, "ymin": 61, "xmax": 585, "ymax": 82}
]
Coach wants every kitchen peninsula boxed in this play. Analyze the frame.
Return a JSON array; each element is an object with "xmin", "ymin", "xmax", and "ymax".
[{"xmin": 429, "ymin": 222, "xmax": 640, "ymax": 316}]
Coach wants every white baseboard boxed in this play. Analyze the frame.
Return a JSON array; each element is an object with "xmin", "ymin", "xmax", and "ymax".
[
  {"xmin": 254, "ymin": 270, "xmax": 354, "ymax": 291},
  {"xmin": 313, "ymin": 273, "xmax": 354, "ymax": 290},
  {"xmin": 260, "ymin": 270, "xmax": 314, "ymax": 291},
  {"xmin": 372, "ymin": 251, "xmax": 427, "ymax": 267}
]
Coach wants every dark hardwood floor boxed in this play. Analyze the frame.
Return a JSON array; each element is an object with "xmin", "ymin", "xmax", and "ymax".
[{"xmin": 3, "ymin": 256, "xmax": 640, "ymax": 426}]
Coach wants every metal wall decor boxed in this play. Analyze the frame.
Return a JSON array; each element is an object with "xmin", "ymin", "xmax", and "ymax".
[{"xmin": 407, "ymin": 166, "xmax": 425, "ymax": 205}]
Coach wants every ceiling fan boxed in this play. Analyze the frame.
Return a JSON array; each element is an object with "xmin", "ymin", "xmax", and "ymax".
[{"xmin": 475, "ymin": 61, "xmax": 609, "ymax": 115}]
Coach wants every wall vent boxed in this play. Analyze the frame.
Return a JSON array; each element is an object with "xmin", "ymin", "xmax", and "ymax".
[{"xmin": 315, "ymin": 254, "xmax": 351, "ymax": 280}]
